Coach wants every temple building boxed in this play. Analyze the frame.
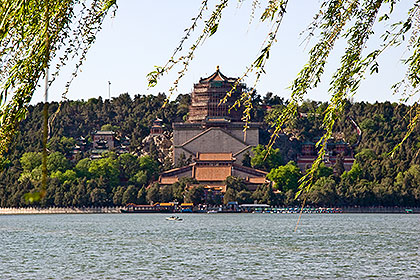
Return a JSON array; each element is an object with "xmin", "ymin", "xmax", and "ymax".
[
  {"xmin": 158, "ymin": 67, "xmax": 268, "ymax": 192},
  {"xmin": 297, "ymin": 139, "xmax": 355, "ymax": 171},
  {"xmin": 173, "ymin": 67, "xmax": 261, "ymax": 166},
  {"xmin": 159, "ymin": 152, "xmax": 268, "ymax": 191}
]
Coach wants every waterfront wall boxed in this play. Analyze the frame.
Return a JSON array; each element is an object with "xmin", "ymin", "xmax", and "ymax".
[
  {"xmin": 0, "ymin": 206, "xmax": 122, "ymax": 215},
  {"xmin": 342, "ymin": 206, "xmax": 420, "ymax": 213},
  {"xmin": 1, "ymin": 206, "xmax": 419, "ymax": 215}
]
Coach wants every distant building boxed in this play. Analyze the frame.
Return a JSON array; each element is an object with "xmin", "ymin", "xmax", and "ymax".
[
  {"xmin": 173, "ymin": 67, "xmax": 261, "ymax": 166},
  {"xmin": 158, "ymin": 152, "xmax": 268, "ymax": 191},
  {"xmin": 92, "ymin": 131, "xmax": 116, "ymax": 149},
  {"xmin": 150, "ymin": 118, "xmax": 164, "ymax": 135},
  {"xmin": 91, "ymin": 130, "xmax": 130, "ymax": 158},
  {"xmin": 297, "ymin": 139, "xmax": 355, "ymax": 171},
  {"xmin": 188, "ymin": 66, "xmax": 245, "ymax": 123}
]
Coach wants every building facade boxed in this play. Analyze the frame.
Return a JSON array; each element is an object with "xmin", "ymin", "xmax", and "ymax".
[
  {"xmin": 173, "ymin": 67, "xmax": 261, "ymax": 166},
  {"xmin": 297, "ymin": 139, "xmax": 355, "ymax": 171},
  {"xmin": 159, "ymin": 152, "xmax": 268, "ymax": 191}
]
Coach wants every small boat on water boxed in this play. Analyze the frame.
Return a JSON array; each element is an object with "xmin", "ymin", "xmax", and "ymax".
[{"xmin": 166, "ymin": 216, "xmax": 183, "ymax": 221}]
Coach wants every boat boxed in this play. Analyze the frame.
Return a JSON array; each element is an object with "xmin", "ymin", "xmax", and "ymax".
[{"xmin": 166, "ymin": 216, "xmax": 183, "ymax": 221}]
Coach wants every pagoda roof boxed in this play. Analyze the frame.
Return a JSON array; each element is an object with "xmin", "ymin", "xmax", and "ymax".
[
  {"xmin": 196, "ymin": 152, "xmax": 234, "ymax": 161},
  {"xmin": 194, "ymin": 165, "xmax": 232, "ymax": 181},
  {"xmin": 94, "ymin": 130, "xmax": 115, "ymax": 135},
  {"xmin": 199, "ymin": 66, "xmax": 236, "ymax": 83}
]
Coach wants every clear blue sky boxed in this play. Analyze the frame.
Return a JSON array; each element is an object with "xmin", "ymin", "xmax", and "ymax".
[{"xmin": 31, "ymin": 0, "xmax": 415, "ymax": 104}]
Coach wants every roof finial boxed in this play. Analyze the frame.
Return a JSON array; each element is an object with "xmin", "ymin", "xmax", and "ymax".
[{"xmin": 216, "ymin": 65, "xmax": 220, "ymax": 71}]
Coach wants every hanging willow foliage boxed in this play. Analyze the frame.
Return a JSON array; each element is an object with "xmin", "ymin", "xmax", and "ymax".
[
  {"xmin": 0, "ymin": 0, "xmax": 117, "ymax": 159},
  {"xmin": 148, "ymin": 0, "xmax": 420, "ymax": 198}
]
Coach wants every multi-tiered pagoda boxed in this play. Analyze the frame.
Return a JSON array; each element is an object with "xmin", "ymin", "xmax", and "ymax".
[
  {"xmin": 172, "ymin": 67, "xmax": 261, "ymax": 166},
  {"xmin": 187, "ymin": 66, "xmax": 245, "ymax": 123}
]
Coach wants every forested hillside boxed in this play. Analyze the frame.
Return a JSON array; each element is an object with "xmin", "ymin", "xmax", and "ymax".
[{"xmin": 0, "ymin": 93, "xmax": 419, "ymax": 207}]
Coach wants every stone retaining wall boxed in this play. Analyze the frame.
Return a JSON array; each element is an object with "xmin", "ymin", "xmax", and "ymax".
[{"xmin": 0, "ymin": 207, "xmax": 122, "ymax": 215}]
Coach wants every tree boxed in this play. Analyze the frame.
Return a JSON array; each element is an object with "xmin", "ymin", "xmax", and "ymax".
[
  {"xmin": 223, "ymin": 188, "xmax": 237, "ymax": 205},
  {"xmin": 236, "ymin": 190, "xmax": 253, "ymax": 204},
  {"xmin": 241, "ymin": 151, "xmax": 252, "ymax": 167},
  {"xmin": 122, "ymin": 185, "xmax": 138, "ymax": 205},
  {"xmin": 113, "ymin": 186, "xmax": 125, "ymax": 205},
  {"xmin": 137, "ymin": 186, "xmax": 147, "ymax": 205},
  {"xmin": 20, "ymin": 152, "xmax": 42, "ymax": 172},
  {"xmin": 267, "ymin": 161, "xmax": 302, "ymax": 192},
  {"xmin": 90, "ymin": 188, "xmax": 107, "ymax": 206},
  {"xmin": 146, "ymin": 183, "xmax": 160, "ymax": 204},
  {"xmin": 118, "ymin": 153, "xmax": 141, "ymax": 181},
  {"xmin": 307, "ymin": 177, "xmax": 339, "ymax": 206},
  {"xmin": 75, "ymin": 158, "xmax": 91, "ymax": 178},
  {"xmin": 47, "ymin": 152, "xmax": 70, "ymax": 173},
  {"xmin": 224, "ymin": 176, "xmax": 247, "ymax": 192},
  {"xmin": 184, "ymin": 185, "xmax": 204, "ymax": 205},
  {"xmin": 0, "ymin": 1, "xmax": 117, "ymax": 158},
  {"xmin": 250, "ymin": 144, "xmax": 283, "ymax": 171},
  {"xmin": 138, "ymin": 155, "xmax": 159, "ymax": 182},
  {"xmin": 101, "ymin": 124, "xmax": 119, "ymax": 132},
  {"xmin": 88, "ymin": 155, "xmax": 119, "ymax": 187}
]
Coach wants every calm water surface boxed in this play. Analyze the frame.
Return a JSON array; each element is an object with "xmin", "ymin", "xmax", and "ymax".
[{"xmin": 0, "ymin": 213, "xmax": 419, "ymax": 279}]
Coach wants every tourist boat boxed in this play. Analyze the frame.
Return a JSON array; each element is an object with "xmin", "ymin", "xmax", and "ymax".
[{"xmin": 166, "ymin": 216, "xmax": 183, "ymax": 221}]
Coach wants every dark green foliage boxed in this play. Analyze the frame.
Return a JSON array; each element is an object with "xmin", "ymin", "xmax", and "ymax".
[
  {"xmin": 185, "ymin": 185, "xmax": 204, "ymax": 205},
  {"xmin": 250, "ymin": 144, "xmax": 283, "ymax": 171},
  {"xmin": 268, "ymin": 161, "xmax": 302, "ymax": 192}
]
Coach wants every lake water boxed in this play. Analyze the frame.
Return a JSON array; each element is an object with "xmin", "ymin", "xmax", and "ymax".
[{"xmin": 0, "ymin": 213, "xmax": 419, "ymax": 279}]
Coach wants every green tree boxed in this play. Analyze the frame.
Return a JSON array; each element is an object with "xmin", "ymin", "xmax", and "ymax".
[
  {"xmin": 113, "ymin": 186, "xmax": 125, "ymax": 205},
  {"xmin": 307, "ymin": 177, "xmax": 338, "ymax": 206},
  {"xmin": 101, "ymin": 124, "xmax": 119, "ymax": 132},
  {"xmin": 159, "ymin": 186, "xmax": 174, "ymax": 203},
  {"xmin": 20, "ymin": 152, "xmax": 42, "ymax": 172},
  {"xmin": 223, "ymin": 188, "xmax": 237, "ymax": 205},
  {"xmin": 0, "ymin": 1, "xmax": 117, "ymax": 158},
  {"xmin": 224, "ymin": 176, "xmax": 247, "ymax": 192},
  {"xmin": 267, "ymin": 161, "xmax": 302, "ymax": 192},
  {"xmin": 75, "ymin": 158, "xmax": 91, "ymax": 178},
  {"xmin": 251, "ymin": 145, "xmax": 283, "ymax": 171},
  {"xmin": 122, "ymin": 185, "xmax": 138, "ymax": 205},
  {"xmin": 236, "ymin": 190, "xmax": 252, "ymax": 204},
  {"xmin": 118, "ymin": 153, "xmax": 140, "ymax": 180},
  {"xmin": 47, "ymin": 151, "xmax": 70, "ymax": 173},
  {"xmin": 137, "ymin": 186, "xmax": 147, "ymax": 205},
  {"xmin": 185, "ymin": 185, "xmax": 204, "ymax": 205},
  {"xmin": 90, "ymin": 188, "xmax": 107, "ymax": 206},
  {"xmin": 146, "ymin": 183, "xmax": 160, "ymax": 204},
  {"xmin": 314, "ymin": 163, "xmax": 334, "ymax": 180},
  {"xmin": 88, "ymin": 156, "xmax": 119, "ymax": 187},
  {"xmin": 138, "ymin": 155, "xmax": 159, "ymax": 182}
]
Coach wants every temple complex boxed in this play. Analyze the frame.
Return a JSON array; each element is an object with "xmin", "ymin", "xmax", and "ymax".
[
  {"xmin": 159, "ymin": 67, "xmax": 268, "ymax": 191},
  {"xmin": 159, "ymin": 152, "xmax": 268, "ymax": 191}
]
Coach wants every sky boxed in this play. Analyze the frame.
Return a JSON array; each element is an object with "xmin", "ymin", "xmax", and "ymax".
[{"xmin": 31, "ymin": 0, "xmax": 415, "ymax": 105}]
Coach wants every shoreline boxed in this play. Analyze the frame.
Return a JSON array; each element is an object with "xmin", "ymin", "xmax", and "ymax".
[
  {"xmin": 0, "ymin": 206, "xmax": 122, "ymax": 215},
  {"xmin": 0, "ymin": 206, "xmax": 419, "ymax": 215}
]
